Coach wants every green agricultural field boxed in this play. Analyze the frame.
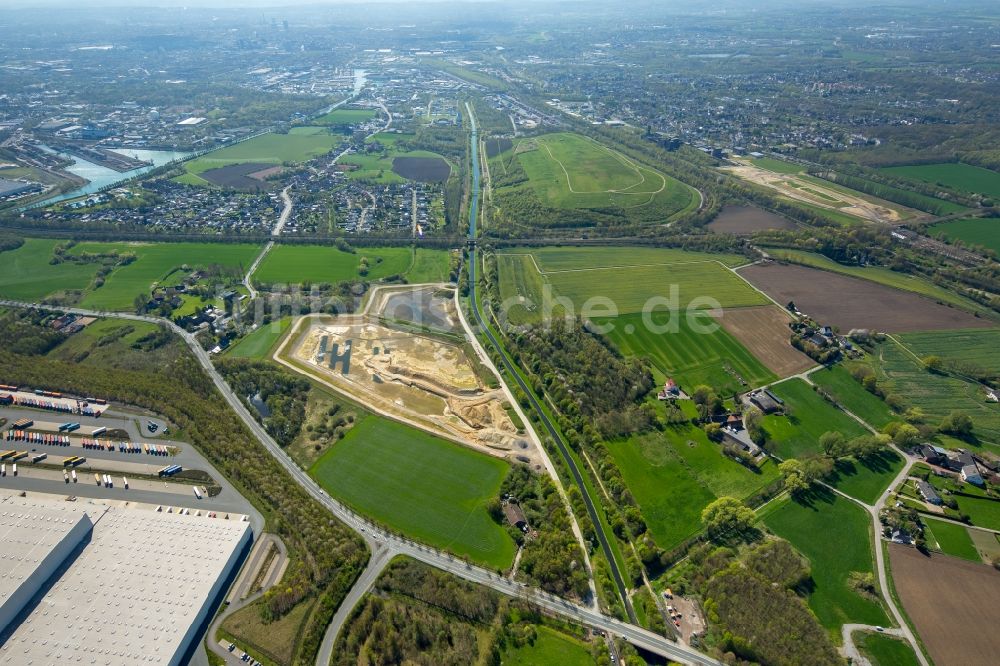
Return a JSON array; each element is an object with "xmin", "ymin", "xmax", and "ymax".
[
  {"xmin": 287, "ymin": 125, "xmax": 329, "ymax": 136},
  {"xmin": 405, "ymin": 248, "xmax": 453, "ymax": 284},
  {"xmin": 314, "ymin": 108, "xmax": 377, "ymax": 126},
  {"xmin": 341, "ymin": 149, "xmax": 448, "ymax": 184},
  {"xmin": 600, "ymin": 311, "xmax": 776, "ymax": 394},
  {"xmin": 929, "ymin": 217, "xmax": 1000, "ymax": 255},
  {"xmin": 825, "ymin": 451, "xmax": 905, "ymax": 505},
  {"xmin": 761, "ymin": 490, "xmax": 889, "ymax": 634},
  {"xmin": 923, "ymin": 517, "xmax": 981, "ymax": 562},
  {"xmin": 527, "ymin": 246, "xmax": 749, "ymax": 270},
  {"xmin": 751, "ymin": 157, "xmax": 804, "ymax": 174},
  {"xmin": 608, "ymin": 425, "xmax": 779, "ymax": 550},
  {"xmin": 254, "ymin": 245, "xmax": 422, "ymax": 284},
  {"xmin": 68, "ymin": 242, "xmax": 260, "ymax": 310},
  {"xmin": 497, "ymin": 247, "xmax": 766, "ymax": 317},
  {"xmin": 762, "ymin": 378, "xmax": 868, "ymax": 460},
  {"xmin": 763, "ymin": 248, "xmax": 986, "ymax": 314},
  {"xmin": 882, "ymin": 163, "xmax": 1000, "ymax": 199},
  {"xmin": 226, "ymin": 318, "xmax": 291, "ymax": 360},
  {"xmin": 310, "ymin": 416, "xmax": 515, "ymax": 569},
  {"xmin": 855, "ymin": 631, "xmax": 921, "ymax": 666},
  {"xmin": 497, "ymin": 253, "xmax": 549, "ymax": 325},
  {"xmin": 180, "ymin": 132, "xmax": 340, "ymax": 177},
  {"xmin": 500, "ymin": 626, "xmax": 595, "ymax": 666},
  {"xmin": 809, "ymin": 365, "xmax": 896, "ymax": 428},
  {"xmin": 0, "ymin": 239, "xmax": 100, "ymax": 301},
  {"xmin": 869, "ymin": 339, "xmax": 1000, "ymax": 450},
  {"xmin": 899, "ymin": 328, "xmax": 1000, "ymax": 377}
]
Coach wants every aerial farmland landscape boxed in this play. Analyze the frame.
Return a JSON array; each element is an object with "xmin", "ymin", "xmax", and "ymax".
[{"xmin": 0, "ymin": 1, "xmax": 999, "ymax": 665}]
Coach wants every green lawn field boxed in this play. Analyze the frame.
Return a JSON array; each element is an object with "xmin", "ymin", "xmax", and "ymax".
[
  {"xmin": 751, "ymin": 157, "xmax": 804, "ymax": 174},
  {"xmin": 882, "ymin": 163, "xmax": 1000, "ymax": 199},
  {"xmin": 517, "ymin": 132, "xmax": 670, "ymax": 209},
  {"xmin": 405, "ymin": 248, "xmax": 454, "ymax": 284},
  {"xmin": 898, "ymin": 328, "xmax": 1000, "ymax": 377},
  {"xmin": 69, "ymin": 242, "xmax": 260, "ymax": 310},
  {"xmin": 255, "ymin": 246, "xmax": 448, "ymax": 285},
  {"xmin": 497, "ymin": 247, "xmax": 766, "ymax": 317},
  {"xmin": 608, "ymin": 425, "xmax": 779, "ymax": 550},
  {"xmin": 809, "ymin": 365, "xmax": 896, "ymax": 429},
  {"xmin": 314, "ymin": 108, "xmax": 377, "ymax": 126},
  {"xmin": 761, "ymin": 490, "xmax": 889, "ymax": 634},
  {"xmin": 953, "ymin": 495, "xmax": 1000, "ymax": 531},
  {"xmin": 929, "ymin": 217, "xmax": 1000, "ymax": 255},
  {"xmin": 226, "ymin": 318, "xmax": 291, "ymax": 359},
  {"xmin": 180, "ymin": 132, "xmax": 340, "ymax": 178},
  {"xmin": 762, "ymin": 248, "xmax": 986, "ymax": 314},
  {"xmin": 600, "ymin": 311, "xmax": 776, "ymax": 395},
  {"xmin": 855, "ymin": 631, "xmax": 921, "ymax": 666},
  {"xmin": 310, "ymin": 416, "xmax": 515, "ymax": 569},
  {"xmin": 923, "ymin": 517, "xmax": 981, "ymax": 562},
  {"xmin": 497, "ymin": 253, "xmax": 549, "ymax": 325},
  {"xmin": 762, "ymin": 378, "xmax": 869, "ymax": 460},
  {"xmin": 0, "ymin": 239, "xmax": 101, "ymax": 301},
  {"xmin": 500, "ymin": 626, "xmax": 595, "ymax": 666},
  {"xmin": 869, "ymin": 338, "xmax": 1000, "ymax": 450},
  {"xmin": 825, "ymin": 451, "xmax": 905, "ymax": 505}
]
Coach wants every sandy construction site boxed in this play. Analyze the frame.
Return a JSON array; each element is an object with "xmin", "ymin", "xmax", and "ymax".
[
  {"xmin": 283, "ymin": 312, "xmax": 539, "ymax": 466},
  {"xmin": 722, "ymin": 161, "xmax": 919, "ymax": 225}
]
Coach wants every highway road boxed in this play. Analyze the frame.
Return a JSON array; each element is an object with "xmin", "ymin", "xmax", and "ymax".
[
  {"xmin": 462, "ymin": 102, "xmax": 637, "ymax": 624},
  {"xmin": 0, "ymin": 314, "xmax": 721, "ymax": 661}
]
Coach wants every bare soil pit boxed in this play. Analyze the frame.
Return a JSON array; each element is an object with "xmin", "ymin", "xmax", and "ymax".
[
  {"xmin": 392, "ymin": 156, "xmax": 451, "ymax": 183},
  {"xmin": 708, "ymin": 205, "xmax": 799, "ymax": 235}
]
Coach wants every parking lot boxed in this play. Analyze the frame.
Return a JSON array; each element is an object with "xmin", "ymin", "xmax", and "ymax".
[{"xmin": 0, "ymin": 406, "xmax": 263, "ymax": 533}]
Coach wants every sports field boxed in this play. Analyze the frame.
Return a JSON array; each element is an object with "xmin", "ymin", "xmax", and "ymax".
[
  {"xmin": 497, "ymin": 247, "xmax": 766, "ymax": 317},
  {"xmin": 226, "ymin": 318, "xmax": 291, "ymax": 360},
  {"xmin": 600, "ymin": 311, "xmax": 776, "ymax": 394},
  {"xmin": 254, "ymin": 245, "xmax": 448, "ymax": 285},
  {"xmin": 882, "ymin": 162, "xmax": 1000, "ymax": 199},
  {"xmin": 761, "ymin": 490, "xmax": 889, "ymax": 634},
  {"xmin": 0, "ymin": 238, "xmax": 100, "ymax": 301},
  {"xmin": 809, "ymin": 365, "xmax": 896, "ymax": 429},
  {"xmin": 500, "ymin": 626, "xmax": 594, "ymax": 666},
  {"xmin": 64, "ymin": 241, "xmax": 259, "ymax": 310},
  {"xmin": 314, "ymin": 108, "xmax": 377, "ymax": 126},
  {"xmin": 928, "ymin": 217, "xmax": 1000, "ymax": 255},
  {"xmin": 762, "ymin": 378, "xmax": 869, "ymax": 460},
  {"xmin": 923, "ymin": 517, "xmax": 980, "ymax": 562},
  {"xmin": 310, "ymin": 416, "xmax": 515, "ymax": 569},
  {"xmin": 608, "ymin": 425, "xmax": 780, "ymax": 549},
  {"xmin": 869, "ymin": 339, "xmax": 1000, "ymax": 449},
  {"xmin": 178, "ymin": 132, "xmax": 340, "ymax": 183}
]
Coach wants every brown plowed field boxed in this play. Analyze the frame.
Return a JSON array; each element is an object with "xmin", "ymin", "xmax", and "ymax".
[
  {"xmin": 200, "ymin": 162, "xmax": 276, "ymax": 191},
  {"xmin": 392, "ymin": 156, "xmax": 450, "ymax": 182},
  {"xmin": 888, "ymin": 543, "xmax": 1000, "ymax": 666},
  {"xmin": 738, "ymin": 262, "xmax": 992, "ymax": 333},
  {"xmin": 708, "ymin": 205, "xmax": 799, "ymax": 235},
  {"xmin": 720, "ymin": 305, "xmax": 814, "ymax": 377}
]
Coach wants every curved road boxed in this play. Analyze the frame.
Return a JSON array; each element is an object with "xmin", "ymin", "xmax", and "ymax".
[
  {"xmin": 463, "ymin": 102, "xmax": 636, "ymax": 623},
  {"xmin": 0, "ymin": 298, "xmax": 720, "ymax": 666}
]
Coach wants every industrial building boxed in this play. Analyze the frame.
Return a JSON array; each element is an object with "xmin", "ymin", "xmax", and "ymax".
[
  {"xmin": 0, "ymin": 178, "xmax": 35, "ymax": 199},
  {"xmin": 0, "ymin": 492, "xmax": 251, "ymax": 665}
]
